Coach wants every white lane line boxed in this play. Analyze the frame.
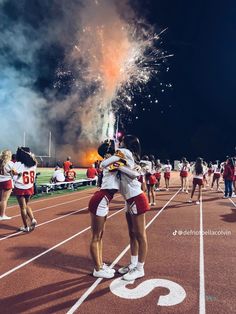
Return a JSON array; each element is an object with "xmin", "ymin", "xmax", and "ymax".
[
  {"xmin": 0, "ymin": 207, "xmax": 87, "ymax": 242},
  {"xmin": 9, "ymin": 195, "xmax": 91, "ymax": 219},
  {"xmin": 228, "ymin": 198, "xmax": 236, "ymax": 207},
  {"xmin": 7, "ymin": 187, "xmax": 96, "ymax": 209},
  {"xmin": 199, "ymin": 196, "xmax": 206, "ymax": 314},
  {"xmin": 67, "ymin": 188, "xmax": 181, "ymax": 313},
  {"xmin": 219, "ymin": 187, "xmax": 236, "ymax": 207},
  {"xmin": 0, "ymin": 205, "xmax": 125, "ymax": 280},
  {"xmin": 0, "ymin": 195, "xmax": 123, "ymax": 241}
]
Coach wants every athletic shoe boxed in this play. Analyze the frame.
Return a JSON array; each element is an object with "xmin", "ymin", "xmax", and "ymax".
[
  {"xmin": 187, "ymin": 199, "xmax": 193, "ymax": 203},
  {"xmin": 18, "ymin": 226, "xmax": 30, "ymax": 232},
  {"xmin": 118, "ymin": 263, "xmax": 136, "ymax": 275},
  {"xmin": 232, "ymin": 194, "xmax": 236, "ymax": 198},
  {"xmin": 196, "ymin": 201, "xmax": 200, "ymax": 205},
  {"xmin": 1, "ymin": 215, "xmax": 12, "ymax": 220},
  {"xmin": 31, "ymin": 219, "xmax": 37, "ymax": 230},
  {"xmin": 103, "ymin": 263, "xmax": 115, "ymax": 274},
  {"xmin": 151, "ymin": 202, "xmax": 156, "ymax": 206},
  {"xmin": 222, "ymin": 196, "xmax": 229, "ymax": 199},
  {"xmin": 185, "ymin": 190, "xmax": 189, "ymax": 194},
  {"xmin": 155, "ymin": 188, "xmax": 160, "ymax": 191},
  {"xmin": 122, "ymin": 267, "xmax": 144, "ymax": 281},
  {"xmin": 93, "ymin": 267, "xmax": 115, "ymax": 279}
]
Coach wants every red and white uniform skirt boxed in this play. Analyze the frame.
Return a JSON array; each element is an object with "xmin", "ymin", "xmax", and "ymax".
[
  {"xmin": 13, "ymin": 186, "xmax": 34, "ymax": 196},
  {"xmin": 213, "ymin": 173, "xmax": 221, "ymax": 180},
  {"xmin": 125, "ymin": 192, "xmax": 150, "ymax": 215},
  {"xmin": 180, "ymin": 170, "xmax": 188, "ymax": 178},
  {"xmin": 164, "ymin": 172, "xmax": 170, "ymax": 179},
  {"xmin": 0, "ymin": 179, "xmax": 13, "ymax": 190},
  {"xmin": 88, "ymin": 189, "xmax": 117, "ymax": 217},
  {"xmin": 193, "ymin": 178, "xmax": 203, "ymax": 186}
]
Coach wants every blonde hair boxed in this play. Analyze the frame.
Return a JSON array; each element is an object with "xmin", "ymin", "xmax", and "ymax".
[{"xmin": 0, "ymin": 150, "xmax": 12, "ymax": 174}]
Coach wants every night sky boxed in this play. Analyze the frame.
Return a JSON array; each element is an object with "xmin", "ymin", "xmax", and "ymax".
[
  {"xmin": 128, "ymin": 0, "xmax": 236, "ymax": 161},
  {"xmin": 1, "ymin": 0, "xmax": 235, "ymax": 163}
]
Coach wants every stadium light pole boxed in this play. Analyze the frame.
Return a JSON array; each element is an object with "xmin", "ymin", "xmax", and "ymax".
[
  {"xmin": 48, "ymin": 131, "xmax": 52, "ymax": 158},
  {"xmin": 115, "ymin": 115, "xmax": 119, "ymax": 141},
  {"xmin": 23, "ymin": 131, "xmax": 26, "ymax": 147}
]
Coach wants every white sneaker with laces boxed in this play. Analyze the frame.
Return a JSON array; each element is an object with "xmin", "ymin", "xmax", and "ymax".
[
  {"xmin": 93, "ymin": 267, "xmax": 115, "ymax": 279},
  {"xmin": 103, "ymin": 263, "xmax": 115, "ymax": 274},
  {"xmin": 187, "ymin": 199, "xmax": 193, "ymax": 203},
  {"xmin": 151, "ymin": 202, "xmax": 156, "ymax": 206},
  {"xmin": 31, "ymin": 219, "xmax": 37, "ymax": 230},
  {"xmin": 123, "ymin": 267, "xmax": 144, "ymax": 281},
  {"xmin": 196, "ymin": 201, "xmax": 200, "ymax": 205},
  {"xmin": 118, "ymin": 263, "xmax": 136, "ymax": 275},
  {"xmin": 1, "ymin": 215, "xmax": 12, "ymax": 220}
]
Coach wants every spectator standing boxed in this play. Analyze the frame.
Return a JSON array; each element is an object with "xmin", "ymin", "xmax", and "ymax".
[
  {"xmin": 222, "ymin": 157, "xmax": 235, "ymax": 198},
  {"xmin": 63, "ymin": 156, "xmax": 72, "ymax": 174}
]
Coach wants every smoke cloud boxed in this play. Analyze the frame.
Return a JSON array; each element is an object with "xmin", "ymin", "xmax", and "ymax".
[{"xmin": 0, "ymin": 0, "xmax": 162, "ymax": 165}]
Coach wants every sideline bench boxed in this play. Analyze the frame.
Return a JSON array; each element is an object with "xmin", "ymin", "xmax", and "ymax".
[{"xmin": 38, "ymin": 178, "xmax": 97, "ymax": 194}]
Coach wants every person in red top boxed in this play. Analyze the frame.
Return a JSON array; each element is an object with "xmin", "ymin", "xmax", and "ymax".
[
  {"xmin": 87, "ymin": 164, "xmax": 98, "ymax": 186},
  {"xmin": 63, "ymin": 156, "xmax": 72, "ymax": 174},
  {"xmin": 222, "ymin": 157, "xmax": 235, "ymax": 198},
  {"xmin": 86, "ymin": 164, "xmax": 98, "ymax": 179},
  {"xmin": 65, "ymin": 165, "xmax": 77, "ymax": 182}
]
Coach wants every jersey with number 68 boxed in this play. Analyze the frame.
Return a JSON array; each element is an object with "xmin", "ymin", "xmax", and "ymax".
[{"xmin": 13, "ymin": 162, "xmax": 37, "ymax": 189}]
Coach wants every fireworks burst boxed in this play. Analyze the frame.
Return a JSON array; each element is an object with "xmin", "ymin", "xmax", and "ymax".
[{"xmin": 55, "ymin": 0, "xmax": 173, "ymax": 163}]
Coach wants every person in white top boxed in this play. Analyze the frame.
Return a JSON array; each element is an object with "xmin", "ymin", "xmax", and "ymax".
[
  {"xmin": 50, "ymin": 166, "xmax": 65, "ymax": 183},
  {"xmin": 178, "ymin": 157, "xmax": 190, "ymax": 193},
  {"xmin": 188, "ymin": 157, "xmax": 207, "ymax": 204},
  {"xmin": 154, "ymin": 159, "xmax": 162, "ymax": 191},
  {"xmin": 140, "ymin": 155, "xmax": 156, "ymax": 205},
  {"xmin": 211, "ymin": 160, "xmax": 222, "ymax": 191},
  {"xmin": 139, "ymin": 157, "xmax": 151, "ymax": 192},
  {"xmin": 13, "ymin": 147, "xmax": 37, "ymax": 232},
  {"xmin": 0, "ymin": 150, "xmax": 14, "ymax": 220},
  {"xmin": 101, "ymin": 135, "xmax": 150, "ymax": 281},
  {"xmin": 163, "ymin": 160, "xmax": 172, "ymax": 190},
  {"xmin": 88, "ymin": 139, "xmax": 119, "ymax": 279}
]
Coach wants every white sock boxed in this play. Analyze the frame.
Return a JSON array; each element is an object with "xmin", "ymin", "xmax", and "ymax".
[
  {"xmin": 131, "ymin": 255, "xmax": 138, "ymax": 266},
  {"xmin": 137, "ymin": 261, "xmax": 144, "ymax": 271}
]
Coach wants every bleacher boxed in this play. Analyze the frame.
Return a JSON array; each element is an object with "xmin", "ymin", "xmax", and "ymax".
[{"xmin": 38, "ymin": 178, "xmax": 97, "ymax": 194}]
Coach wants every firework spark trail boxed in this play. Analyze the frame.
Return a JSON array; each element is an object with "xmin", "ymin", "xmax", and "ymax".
[{"xmin": 57, "ymin": 0, "xmax": 171, "ymax": 158}]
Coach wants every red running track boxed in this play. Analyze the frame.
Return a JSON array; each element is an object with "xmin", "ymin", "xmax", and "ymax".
[{"xmin": 0, "ymin": 173, "xmax": 235, "ymax": 314}]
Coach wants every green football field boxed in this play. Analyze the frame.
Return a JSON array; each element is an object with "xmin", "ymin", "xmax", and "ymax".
[{"xmin": 36, "ymin": 167, "xmax": 87, "ymax": 185}]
